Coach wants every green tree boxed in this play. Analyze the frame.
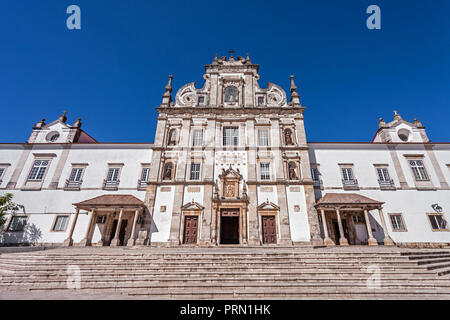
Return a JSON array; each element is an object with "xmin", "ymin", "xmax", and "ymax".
[{"xmin": 0, "ymin": 193, "xmax": 16, "ymax": 227}]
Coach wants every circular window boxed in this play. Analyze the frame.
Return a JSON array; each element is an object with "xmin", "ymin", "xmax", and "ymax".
[
  {"xmin": 397, "ymin": 129, "xmax": 410, "ymax": 142},
  {"xmin": 46, "ymin": 131, "xmax": 60, "ymax": 142}
]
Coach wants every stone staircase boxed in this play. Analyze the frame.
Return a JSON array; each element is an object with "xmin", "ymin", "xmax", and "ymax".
[{"xmin": 0, "ymin": 246, "xmax": 449, "ymax": 299}]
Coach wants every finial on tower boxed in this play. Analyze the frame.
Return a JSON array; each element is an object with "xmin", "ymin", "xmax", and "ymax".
[
  {"xmin": 290, "ymin": 75, "xmax": 301, "ymax": 104},
  {"xmin": 59, "ymin": 111, "xmax": 67, "ymax": 123},
  {"xmin": 161, "ymin": 75, "xmax": 174, "ymax": 106},
  {"xmin": 246, "ymin": 53, "xmax": 251, "ymax": 63},
  {"xmin": 212, "ymin": 53, "xmax": 219, "ymax": 64}
]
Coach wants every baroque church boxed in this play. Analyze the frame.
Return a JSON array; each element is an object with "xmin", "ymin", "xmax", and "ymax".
[{"xmin": 1, "ymin": 55, "xmax": 449, "ymax": 248}]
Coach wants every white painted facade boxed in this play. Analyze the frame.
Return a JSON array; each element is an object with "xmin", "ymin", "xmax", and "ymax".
[{"xmin": 0, "ymin": 56, "xmax": 449, "ymax": 247}]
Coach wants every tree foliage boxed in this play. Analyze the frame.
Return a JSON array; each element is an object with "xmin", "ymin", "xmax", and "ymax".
[{"xmin": 0, "ymin": 193, "xmax": 16, "ymax": 227}]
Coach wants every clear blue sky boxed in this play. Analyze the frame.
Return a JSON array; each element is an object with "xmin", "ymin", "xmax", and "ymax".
[{"xmin": 1, "ymin": 0, "xmax": 449, "ymax": 143}]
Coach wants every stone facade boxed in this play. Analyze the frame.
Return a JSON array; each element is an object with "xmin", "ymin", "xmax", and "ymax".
[{"xmin": 0, "ymin": 55, "xmax": 449, "ymax": 247}]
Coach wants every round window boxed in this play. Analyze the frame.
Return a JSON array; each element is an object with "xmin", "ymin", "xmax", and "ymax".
[
  {"xmin": 46, "ymin": 131, "xmax": 60, "ymax": 142},
  {"xmin": 397, "ymin": 129, "xmax": 410, "ymax": 142}
]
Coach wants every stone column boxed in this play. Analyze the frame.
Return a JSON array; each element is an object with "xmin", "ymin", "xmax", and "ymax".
[
  {"xmin": 63, "ymin": 209, "xmax": 80, "ymax": 247},
  {"xmin": 127, "ymin": 209, "xmax": 140, "ymax": 246},
  {"xmin": 364, "ymin": 209, "xmax": 378, "ymax": 246},
  {"xmin": 79, "ymin": 209, "xmax": 96, "ymax": 247},
  {"xmin": 336, "ymin": 209, "xmax": 349, "ymax": 246},
  {"xmin": 110, "ymin": 208, "xmax": 124, "ymax": 246},
  {"xmin": 378, "ymin": 208, "xmax": 395, "ymax": 246},
  {"xmin": 320, "ymin": 209, "xmax": 334, "ymax": 246}
]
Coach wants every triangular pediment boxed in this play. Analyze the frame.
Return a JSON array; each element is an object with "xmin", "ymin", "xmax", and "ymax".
[
  {"xmin": 182, "ymin": 201, "xmax": 204, "ymax": 211},
  {"xmin": 257, "ymin": 201, "xmax": 280, "ymax": 211}
]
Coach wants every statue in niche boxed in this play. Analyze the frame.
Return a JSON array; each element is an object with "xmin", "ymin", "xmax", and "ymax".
[
  {"xmin": 284, "ymin": 128, "xmax": 293, "ymax": 145},
  {"xmin": 163, "ymin": 163, "xmax": 173, "ymax": 180},
  {"xmin": 167, "ymin": 129, "xmax": 177, "ymax": 146},
  {"xmin": 224, "ymin": 86, "xmax": 238, "ymax": 103},
  {"xmin": 288, "ymin": 162, "xmax": 298, "ymax": 180}
]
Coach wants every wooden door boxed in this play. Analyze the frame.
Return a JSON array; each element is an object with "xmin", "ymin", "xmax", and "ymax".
[
  {"xmin": 183, "ymin": 216, "xmax": 198, "ymax": 244},
  {"xmin": 262, "ymin": 216, "xmax": 277, "ymax": 244}
]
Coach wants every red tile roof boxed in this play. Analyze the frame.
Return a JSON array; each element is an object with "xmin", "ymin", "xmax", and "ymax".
[
  {"xmin": 316, "ymin": 193, "xmax": 384, "ymax": 206},
  {"xmin": 73, "ymin": 195, "xmax": 145, "ymax": 208}
]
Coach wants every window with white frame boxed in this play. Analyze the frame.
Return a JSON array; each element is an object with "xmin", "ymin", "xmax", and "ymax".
[
  {"xmin": 427, "ymin": 213, "xmax": 448, "ymax": 231},
  {"xmin": 190, "ymin": 163, "xmax": 201, "ymax": 180},
  {"xmin": 258, "ymin": 129, "xmax": 269, "ymax": 146},
  {"xmin": 352, "ymin": 215, "xmax": 364, "ymax": 224},
  {"xmin": 193, "ymin": 129, "xmax": 203, "ymax": 147},
  {"xmin": 141, "ymin": 167, "xmax": 150, "ymax": 182},
  {"xmin": 223, "ymin": 127, "xmax": 239, "ymax": 146},
  {"xmin": 260, "ymin": 163, "xmax": 270, "ymax": 180},
  {"xmin": 52, "ymin": 216, "xmax": 69, "ymax": 231},
  {"xmin": 106, "ymin": 168, "xmax": 120, "ymax": 182},
  {"xmin": 7, "ymin": 216, "xmax": 27, "ymax": 232},
  {"xmin": 28, "ymin": 160, "xmax": 49, "ymax": 181},
  {"xmin": 69, "ymin": 168, "xmax": 83, "ymax": 182},
  {"xmin": 341, "ymin": 167, "xmax": 354, "ymax": 181},
  {"xmin": 409, "ymin": 160, "xmax": 429, "ymax": 181},
  {"xmin": 0, "ymin": 168, "xmax": 5, "ymax": 181},
  {"xmin": 389, "ymin": 214, "xmax": 406, "ymax": 231},
  {"xmin": 377, "ymin": 168, "xmax": 390, "ymax": 182}
]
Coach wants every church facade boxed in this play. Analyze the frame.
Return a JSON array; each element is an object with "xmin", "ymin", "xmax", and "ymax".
[{"xmin": 1, "ymin": 55, "xmax": 449, "ymax": 248}]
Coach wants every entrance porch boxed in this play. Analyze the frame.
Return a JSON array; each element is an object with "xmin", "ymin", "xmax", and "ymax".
[
  {"xmin": 63, "ymin": 195, "xmax": 145, "ymax": 247},
  {"xmin": 315, "ymin": 193, "xmax": 394, "ymax": 246}
]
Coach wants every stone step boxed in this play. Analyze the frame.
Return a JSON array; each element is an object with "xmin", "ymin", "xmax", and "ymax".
[
  {"xmin": 417, "ymin": 258, "xmax": 450, "ymax": 265},
  {"xmin": 11, "ymin": 281, "xmax": 450, "ymax": 292},
  {"xmin": 0, "ymin": 274, "xmax": 440, "ymax": 284},
  {"xmin": 437, "ymin": 267, "xmax": 450, "ymax": 276},
  {"xmin": 0, "ymin": 258, "xmax": 420, "ymax": 266},
  {"xmin": 0, "ymin": 264, "xmax": 431, "ymax": 272},
  {"xmin": 400, "ymin": 251, "xmax": 450, "ymax": 256},
  {"xmin": 406, "ymin": 254, "xmax": 450, "ymax": 260},
  {"xmin": 426, "ymin": 261, "xmax": 450, "ymax": 271},
  {"xmin": 0, "ymin": 269, "xmax": 434, "ymax": 277}
]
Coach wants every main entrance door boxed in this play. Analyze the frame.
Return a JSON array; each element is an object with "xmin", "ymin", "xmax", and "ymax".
[
  {"xmin": 220, "ymin": 209, "xmax": 239, "ymax": 244},
  {"xmin": 262, "ymin": 216, "xmax": 277, "ymax": 244},
  {"xmin": 183, "ymin": 216, "xmax": 199, "ymax": 244}
]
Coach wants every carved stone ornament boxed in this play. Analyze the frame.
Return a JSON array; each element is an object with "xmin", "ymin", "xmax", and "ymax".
[
  {"xmin": 175, "ymin": 82, "xmax": 198, "ymax": 106},
  {"xmin": 266, "ymin": 84, "xmax": 287, "ymax": 107}
]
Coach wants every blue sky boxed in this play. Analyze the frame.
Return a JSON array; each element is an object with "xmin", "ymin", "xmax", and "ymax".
[{"xmin": 1, "ymin": 0, "xmax": 449, "ymax": 143}]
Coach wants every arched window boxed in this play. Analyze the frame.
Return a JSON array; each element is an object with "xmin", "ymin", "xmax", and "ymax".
[
  {"xmin": 167, "ymin": 129, "xmax": 177, "ymax": 146},
  {"xmin": 284, "ymin": 128, "xmax": 294, "ymax": 145},
  {"xmin": 224, "ymin": 86, "xmax": 238, "ymax": 103},
  {"xmin": 288, "ymin": 162, "xmax": 298, "ymax": 180},
  {"xmin": 163, "ymin": 162, "xmax": 174, "ymax": 180}
]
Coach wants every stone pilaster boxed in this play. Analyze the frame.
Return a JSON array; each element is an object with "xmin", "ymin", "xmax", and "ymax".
[
  {"xmin": 276, "ymin": 184, "xmax": 292, "ymax": 245},
  {"xmin": 247, "ymin": 185, "xmax": 260, "ymax": 245}
]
